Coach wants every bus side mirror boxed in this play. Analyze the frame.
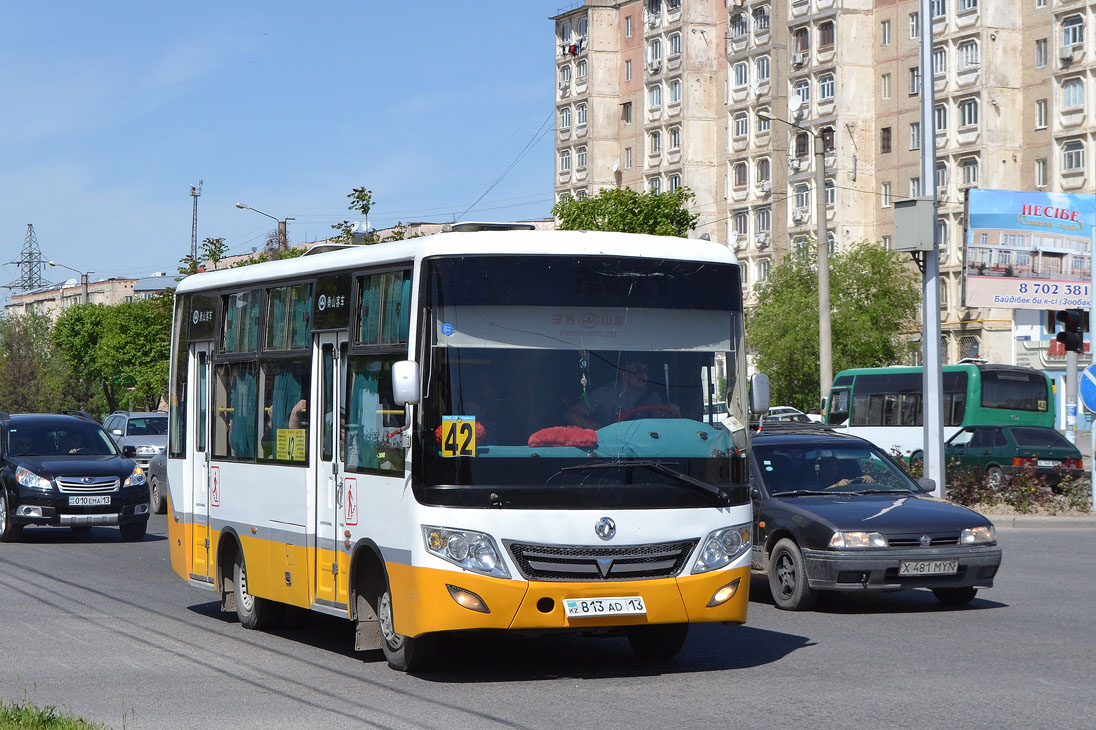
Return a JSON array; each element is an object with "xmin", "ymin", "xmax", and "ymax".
[
  {"xmin": 392, "ymin": 360, "xmax": 421, "ymax": 405},
  {"xmin": 750, "ymin": 373, "xmax": 770, "ymax": 415}
]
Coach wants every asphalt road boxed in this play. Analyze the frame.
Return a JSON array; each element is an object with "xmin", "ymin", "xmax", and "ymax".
[{"xmin": 1, "ymin": 514, "xmax": 1094, "ymax": 730}]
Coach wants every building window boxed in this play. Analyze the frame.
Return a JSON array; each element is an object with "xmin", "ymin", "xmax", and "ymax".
[
  {"xmin": 795, "ymin": 131, "xmax": 810, "ymax": 158},
  {"xmin": 881, "ymin": 20, "xmax": 891, "ymax": 46},
  {"xmin": 1063, "ymin": 140, "xmax": 1085, "ymax": 171},
  {"xmin": 759, "ymin": 259, "xmax": 771, "ymax": 282},
  {"xmin": 577, "ymin": 103, "xmax": 587, "ymax": 126},
  {"xmin": 731, "ymin": 13, "xmax": 748, "ymax": 38},
  {"xmin": 734, "ymin": 162, "xmax": 748, "ymax": 186},
  {"xmin": 649, "ymin": 176, "xmax": 662, "ymax": 193},
  {"xmin": 622, "ymin": 102, "xmax": 632, "ymax": 123},
  {"xmin": 909, "ymin": 67, "xmax": 921, "ymax": 95},
  {"xmin": 1063, "ymin": 16, "xmax": 1084, "ymax": 47},
  {"xmin": 794, "ymin": 28, "xmax": 809, "ymax": 53},
  {"xmin": 959, "ymin": 97, "xmax": 978, "ymax": 127},
  {"xmin": 559, "ymin": 150, "xmax": 571, "ymax": 172},
  {"xmin": 668, "ymin": 173, "xmax": 681, "ymax": 192},
  {"xmin": 910, "ymin": 121, "xmax": 921, "ymax": 149},
  {"xmin": 882, "ymin": 235, "xmax": 892, "ymax": 250},
  {"xmin": 821, "ymin": 126, "xmax": 835, "ymax": 151},
  {"xmin": 755, "ymin": 55, "xmax": 770, "ymax": 82},
  {"xmin": 757, "ymin": 157, "xmax": 771, "ymax": 182},
  {"xmin": 650, "ymin": 130, "xmax": 662, "ymax": 153},
  {"xmin": 1035, "ymin": 158, "xmax": 1047, "ymax": 187},
  {"xmin": 910, "ymin": 176, "xmax": 922, "ymax": 197},
  {"xmin": 819, "ymin": 73, "xmax": 835, "ymax": 100},
  {"xmin": 933, "ymin": 46, "xmax": 947, "ymax": 76},
  {"xmin": 932, "ymin": 0, "xmax": 946, "ymax": 19},
  {"xmin": 936, "ymin": 161, "xmax": 948, "ymax": 191},
  {"xmin": 756, "ymin": 207, "xmax": 771, "ymax": 233},
  {"xmin": 880, "ymin": 126, "xmax": 892, "ymax": 153},
  {"xmin": 733, "ymin": 112, "xmax": 748, "ymax": 138},
  {"xmin": 958, "ymin": 40, "xmax": 979, "ymax": 68},
  {"xmin": 882, "ymin": 73, "xmax": 892, "ymax": 100},
  {"xmin": 757, "ymin": 108, "xmax": 771, "ymax": 132},
  {"xmin": 825, "ymin": 179, "xmax": 835, "ymax": 206},
  {"xmin": 649, "ymin": 84, "xmax": 662, "ymax": 109},
  {"xmin": 958, "ymin": 0, "xmax": 977, "ymax": 10},
  {"xmin": 648, "ymin": 38, "xmax": 662, "ymax": 64},
  {"xmin": 1035, "ymin": 0, "xmax": 1046, "ymax": 7},
  {"xmin": 625, "ymin": 15, "xmax": 632, "ymax": 37},
  {"xmin": 577, "ymin": 59, "xmax": 587, "ymax": 79},
  {"xmin": 1063, "ymin": 78, "xmax": 1084, "ymax": 109},
  {"xmin": 794, "ymin": 183, "xmax": 810, "ymax": 209},
  {"xmin": 935, "ymin": 103, "xmax": 948, "ymax": 131},
  {"xmin": 795, "ymin": 79, "xmax": 810, "ymax": 104},
  {"xmin": 910, "ymin": 12, "xmax": 920, "ymax": 39},
  {"xmin": 669, "ymin": 79, "xmax": 682, "ymax": 103},
  {"xmin": 560, "ymin": 65, "xmax": 572, "ymax": 84},
  {"xmin": 560, "ymin": 22, "xmax": 571, "ymax": 42},
  {"xmin": 669, "ymin": 32, "xmax": 682, "ymax": 55},
  {"xmin": 1035, "ymin": 98, "xmax": 1047, "ymax": 129},
  {"xmin": 1035, "ymin": 38, "xmax": 1047, "ymax": 68},
  {"xmin": 560, "ymin": 107, "xmax": 571, "ymax": 129},
  {"xmin": 819, "ymin": 22, "xmax": 834, "ymax": 48},
  {"xmin": 670, "ymin": 126, "xmax": 681, "ymax": 149},
  {"xmin": 962, "ymin": 158, "xmax": 979, "ymax": 185},
  {"xmin": 733, "ymin": 210, "xmax": 748, "ymax": 236},
  {"xmin": 625, "ymin": 59, "xmax": 632, "ymax": 81},
  {"xmin": 754, "ymin": 7, "xmax": 770, "ymax": 31},
  {"xmin": 625, "ymin": 147, "xmax": 633, "ymax": 169},
  {"xmin": 734, "ymin": 62, "xmax": 749, "ymax": 88}
]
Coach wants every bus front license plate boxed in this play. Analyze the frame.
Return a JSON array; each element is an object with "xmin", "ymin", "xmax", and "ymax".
[
  {"xmin": 899, "ymin": 560, "xmax": 958, "ymax": 576},
  {"xmin": 563, "ymin": 596, "xmax": 647, "ymax": 618},
  {"xmin": 68, "ymin": 495, "xmax": 111, "ymax": 506}
]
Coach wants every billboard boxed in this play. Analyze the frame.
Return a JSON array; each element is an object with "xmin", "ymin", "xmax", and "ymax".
[{"xmin": 964, "ymin": 188, "xmax": 1094, "ymax": 311}]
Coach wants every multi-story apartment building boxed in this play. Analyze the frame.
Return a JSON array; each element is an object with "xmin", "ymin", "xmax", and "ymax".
[{"xmin": 552, "ymin": 0, "xmax": 1096, "ymax": 389}]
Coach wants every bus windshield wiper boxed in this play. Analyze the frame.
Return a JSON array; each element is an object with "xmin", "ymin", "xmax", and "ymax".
[{"xmin": 557, "ymin": 460, "xmax": 729, "ymax": 505}]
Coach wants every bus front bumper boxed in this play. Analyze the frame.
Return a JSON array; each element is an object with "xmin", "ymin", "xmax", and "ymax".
[{"xmin": 387, "ymin": 562, "xmax": 751, "ymax": 639}]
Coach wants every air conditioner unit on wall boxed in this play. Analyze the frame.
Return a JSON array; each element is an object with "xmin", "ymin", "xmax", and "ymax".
[
  {"xmin": 792, "ymin": 210, "xmax": 805, "ymax": 223},
  {"xmin": 756, "ymin": 233, "xmax": 771, "ymax": 246},
  {"xmin": 1060, "ymin": 45, "xmax": 1075, "ymax": 64},
  {"xmin": 792, "ymin": 52, "xmax": 806, "ymax": 66},
  {"xmin": 760, "ymin": 180, "xmax": 771, "ymax": 193},
  {"xmin": 789, "ymin": 158, "xmax": 800, "ymax": 171}
]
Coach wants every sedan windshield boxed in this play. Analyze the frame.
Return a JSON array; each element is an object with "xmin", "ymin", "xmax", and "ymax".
[{"xmin": 754, "ymin": 442, "xmax": 917, "ymax": 495}]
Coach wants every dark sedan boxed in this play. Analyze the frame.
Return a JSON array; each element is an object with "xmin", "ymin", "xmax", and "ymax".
[
  {"xmin": 750, "ymin": 424, "xmax": 1001, "ymax": 610},
  {"xmin": 1, "ymin": 413, "xmax": 150, "ymax": 542},
  {"xmin": 945, "ymin": 424, "xmax": 1083, "ymax": 488}
]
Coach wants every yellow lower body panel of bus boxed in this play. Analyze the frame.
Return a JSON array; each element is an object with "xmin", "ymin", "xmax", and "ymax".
[{"xmin": 387, "ymin": 562, "xmax": 750, "ymax": 638}]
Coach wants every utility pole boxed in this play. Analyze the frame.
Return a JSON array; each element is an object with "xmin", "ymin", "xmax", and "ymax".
[
  {"xmin": 814, "ymin": 133, "xmax": 832, "ymax": 412},
  {"xmin": 190, "ymin": 180, "xmax": 203, "ymax": 261}
]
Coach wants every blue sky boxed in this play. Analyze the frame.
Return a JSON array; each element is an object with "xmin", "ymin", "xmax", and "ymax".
[{"xmin": 1, "ymin": 1, "xmax": 564, "ymax": 298}]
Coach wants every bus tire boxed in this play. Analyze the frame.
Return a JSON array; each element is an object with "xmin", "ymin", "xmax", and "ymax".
[
  {"xmin": 233, "ymin": 552, "xmax": 284, "ymax": 630},
  {"xmin": 626, "ymin": 623, "xmax": 689, "ymax": 660},
  {"xmin": 0, "ymin": 491, "xmax": 22, "ymax": 543},
  {"xmin": 377, "ymin": 582, "xmax": 435, "ymax": 672},
  {"xmin": 768, "ymin": 538, "xmax": 817, "ymax": 611}
]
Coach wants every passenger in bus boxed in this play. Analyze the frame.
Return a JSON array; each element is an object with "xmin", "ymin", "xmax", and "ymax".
[{"xmin": 565, "ymin": 358, "xmax": 679, "ymax": 429}]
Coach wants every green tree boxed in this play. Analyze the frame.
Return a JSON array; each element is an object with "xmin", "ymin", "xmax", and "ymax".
[
  {"xmin": 747, "ymin": 240, "xmax": 920, "ymax": 411},
  {"xmin": 552, "ymin": 187, "xmax": 699, "ymax": 237},
  {"xmin": 330, "ymin": 186, "xmax": 377, "ymax": 245},
  {"xmin": 0, "ymin": 312, "xmax": 71, "ymax": 413},
  {"xmin": 179, "ymin": 236, "xmax": 231, "ymax": 275}
]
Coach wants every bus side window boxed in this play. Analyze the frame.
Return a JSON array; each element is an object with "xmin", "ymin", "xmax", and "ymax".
[{"xmin": 827, "ymin": 389, "xmax": 849, "ymax": 425}]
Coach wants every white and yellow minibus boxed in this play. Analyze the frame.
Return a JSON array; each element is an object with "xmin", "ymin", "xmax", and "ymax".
[{"xmin": 167, "ymin": 227, "xmax": 759, "ymax": 671}]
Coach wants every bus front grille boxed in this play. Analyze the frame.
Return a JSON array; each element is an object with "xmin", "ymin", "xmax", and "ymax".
[{"xmin": 505, "ymin": 539, "xmax": 698, "ymax": 581}]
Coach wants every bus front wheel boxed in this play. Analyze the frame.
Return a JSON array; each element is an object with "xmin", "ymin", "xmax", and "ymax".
[
  {"xmin": 377, "ymin": 583, "xmax": 435, "ymax": 672},
  {"xmin": 626, "ymin": 623, "xmax": 689, "ymax": 660},
  {"xmin": 233, "ymin": 552, "xmax": 284, "ymax": 630}
]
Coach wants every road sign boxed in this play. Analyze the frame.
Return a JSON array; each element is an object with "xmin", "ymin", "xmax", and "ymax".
[{"xmin": 1080, "ymin": 363, "xmax": 1096, "ymax": 413}]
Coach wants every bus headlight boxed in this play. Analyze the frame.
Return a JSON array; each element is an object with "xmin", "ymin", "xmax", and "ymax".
[
  {"xmin": 960, "ymin": 526, "xmax": 995, "ymax": 545},
  {"xmin": 16, "ymin": 466, "xmax": 53, "ymax": 492},
  {"xmin": 692, "ymin": 524, "xmax": 751, "ymax": 574},
  {"xmin": 123, "ymin": 467, "xmax": 146, "ymax": 487},
  {"xmin": 423, "ymin": 526, "xmax": 510, "ymax": 579}
]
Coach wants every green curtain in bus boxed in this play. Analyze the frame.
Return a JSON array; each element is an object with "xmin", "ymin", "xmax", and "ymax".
[
  {"xmin": 271, "ymin": 369, "xmax": 303, "ymax": 430},
  {"xmin": 229, "ymin": 370, "xmax": 257, "ymax": 458},
  {"xmin": 268, "ymin": 288, "xmax": 288, "ymax": 349},
  {"xmin": 359, "ymin": 278, "xmax": 382, "ymax": 344},
  {"xmin": 291, "ymin": 286, "xmax": 311, "ymax": 348},
  {"xmin": 348, "ymin": 369, "xmax": 380, "ymax": 470}
]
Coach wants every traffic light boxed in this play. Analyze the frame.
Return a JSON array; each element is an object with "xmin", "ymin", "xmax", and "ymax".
[{"xmin": 1055, "ymin": 309, "xmax": 1087, "ymax": 353}]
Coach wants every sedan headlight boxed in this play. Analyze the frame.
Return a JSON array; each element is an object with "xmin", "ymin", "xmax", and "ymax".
[
  {"xmin": 960, "ymin": 525, "xmax": 995, "ymax": 545},
  {"xmin": 123, "ymin": 466, "xmax": 146, "ymax": 487},
  {"xmin": 16, "ymin": 465, "xmax": 53, "ymax": 492},
  {"xmin": 830, "ymin": 531, "xmax": 888, "ymax": 549},
  {"xmin": 423, "ymin": 526, "xmax": 509, "ymax": 578},
  {"xmin": 135, "ymin": 445, "xmax": 160, "ymax": 456},
  {"xmin": 692, "ymin": 524, "xmax": 752, "ymax": 574}
]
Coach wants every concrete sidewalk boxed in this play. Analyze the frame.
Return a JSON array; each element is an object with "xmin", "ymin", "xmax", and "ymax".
[{"xmin": 985, "ymin": 512, "xmax": 1096, "ymax": 529}]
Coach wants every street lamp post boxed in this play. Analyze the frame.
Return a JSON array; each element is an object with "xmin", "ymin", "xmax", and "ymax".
[
  {"xmin": 236, "ymin": 202, "xmax": 294, "ymax": 250},
  {"xmin": 758, "ymin": 110, "xmax": 833, "ymax": 411},
  {"xmin": 47, "ymin": 260, "xmax": 93, "ymax": 305}
]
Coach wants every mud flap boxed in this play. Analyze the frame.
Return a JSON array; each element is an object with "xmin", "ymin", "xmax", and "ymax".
[{"xmin": 354, "ymin": 593, "xmax": 381, "ymax": 651}]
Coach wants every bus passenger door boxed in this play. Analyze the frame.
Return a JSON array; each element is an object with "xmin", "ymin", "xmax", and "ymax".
[
  {"xmin": 313, "ymin": 333, "xmax": 348, "ymax": 608},
  {"xmin": 190, "ymin": 344, "xmax": 213, "ymax": 582}
]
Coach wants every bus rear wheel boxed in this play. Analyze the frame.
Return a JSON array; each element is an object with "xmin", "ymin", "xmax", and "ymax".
[
  {"xmin": 234, "ymin": 552, "xmax": 284, "ymax": 630},
  {"xmin": 377, "ymin": 584, "xmax": 435, "ymax": 672}
]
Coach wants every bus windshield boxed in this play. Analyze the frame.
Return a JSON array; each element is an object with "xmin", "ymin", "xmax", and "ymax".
[{"xmin": 416, "ymin": 254, "xmax": 748, "ymax": 508}]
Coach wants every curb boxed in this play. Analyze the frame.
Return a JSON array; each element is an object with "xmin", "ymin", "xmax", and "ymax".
[{"xmin": 985, "ymin": 514, "xmax": 1096, "ymax": 529}]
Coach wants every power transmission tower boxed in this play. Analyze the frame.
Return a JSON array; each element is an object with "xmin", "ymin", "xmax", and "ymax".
[
  {"xmin": 190, "ymin": 180, "xmax": 203, "ymax": 260},
  {"xmin": 6, "ymin": 224, "xmax": 48, "ymax": 292}
]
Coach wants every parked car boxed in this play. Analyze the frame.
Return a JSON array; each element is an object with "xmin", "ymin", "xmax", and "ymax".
[
  {"xmin": 944, "ymin": 425, "xmax": 1084, "ymax": 488},
  {"xmin": 0, "ymin": 412, "xmax": 150, "ymax": 541},
  {"xmin": 764, "ymin": 406, "xmax": 814, "ymax": 423},
  {"xmin": 749, "ymin": 422, "xmax": 1002, "ymax": 610},
  {"xmin": 147, "ymin": 448, "xmax": 168, "ymax": 514},
  {"xmin": 102, "ymin": 411, "xmax": 167, "ymax": 470}
]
